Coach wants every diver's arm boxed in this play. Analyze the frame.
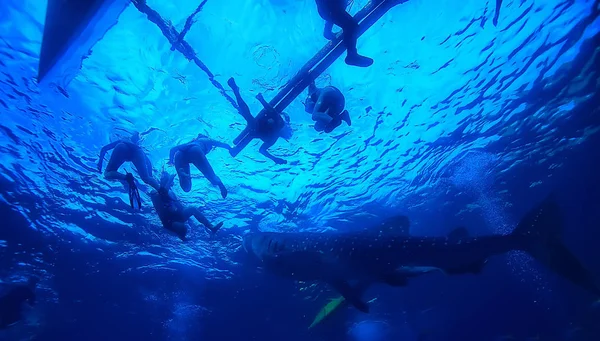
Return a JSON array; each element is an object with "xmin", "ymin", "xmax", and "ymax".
[
  {"xmin": 98, "ymin": 141, "xmax": 119, "ymax": 173},
  {"xmin": 256, "ymin": 93, "xmax": 276, "ymax": 112},
  {"xmin": 208, "ymin": 139, "xmax": 232, "ymax": 151},
  {"xmin": 259, "ymin": 138, "xmax": 286, "ymax": 164}
]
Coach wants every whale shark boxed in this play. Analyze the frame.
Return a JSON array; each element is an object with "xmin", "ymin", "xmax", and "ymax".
[{"xmin": 243, "ymin": 195, "xmax": 600, "ymax": 312}]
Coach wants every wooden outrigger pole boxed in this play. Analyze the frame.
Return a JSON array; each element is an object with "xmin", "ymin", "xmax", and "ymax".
[{"xmin": 232, "ymin": 0, "xmax": 407, "ymax": 155}]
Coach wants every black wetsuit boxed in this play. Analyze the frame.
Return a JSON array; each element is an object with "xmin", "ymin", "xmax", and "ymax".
[
  {"xmin": 255, "ymin": 108, "xmax": 285, "ymax": 140},
  {"xmin": 315, "ymin": 0, "xmax": 360, "ymax": 56},
  {"xmin": 309, "ymin": 86, "xmax": 346, "ymax": 133},
  {"xmin": 0, "ymin": 285, "xmax": 35, "ymax": 329},
  {"xmin": 152, "ymin": 188, "xmax": 186, "ymax": 229}
]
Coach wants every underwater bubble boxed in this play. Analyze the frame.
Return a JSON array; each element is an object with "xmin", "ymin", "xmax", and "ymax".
[{"xmin": 450, "ymin": 151, "xmax": 498, "ymax": 192}]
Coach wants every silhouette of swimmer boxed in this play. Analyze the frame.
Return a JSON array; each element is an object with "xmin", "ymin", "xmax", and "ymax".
[
  {"xmin": 169, "ymin": 134, "xmax": 231, "ymax": 198},
  {"xmin": 228, "ymin": 78, "xmax": 292, "ymax": 165},
  {"xmin": 316, "ymin": 0, "xmax": 374, "ymax": 67},
  {"xmin": 97, "ymin": 131, "xmax": 160, "ymax": 209},
  {"xmin": 305, "ymin": 81, "xmax": 351, "ymax": 133},
  {"xmin": 0, "ymin": 277, "xmax": 37, "ymax": 329},
  {"xmin": 150, "ymin": 172, "xmax": 223, "ymax": 241}
]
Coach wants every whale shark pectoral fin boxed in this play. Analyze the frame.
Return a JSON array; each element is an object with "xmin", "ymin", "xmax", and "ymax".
[
  {"xmin": 381, "ymin": 272, "xmax": 409, "ymax": 286},
  {"xmin": 328, "ymin": 279, "xmax": 369, "ymax": 313},
  {"xmin": 444, "ymin": 259, "xmax": 487, "ymax": 275}
]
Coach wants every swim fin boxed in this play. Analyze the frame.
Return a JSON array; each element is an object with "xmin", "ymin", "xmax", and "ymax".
[
  {"xmin": 345, "ymin": 54, "xmax": 374, "ymax": 68},
  {"xmin": 125, "ymin": 172, "xmax": 141, "ymax": 210}
]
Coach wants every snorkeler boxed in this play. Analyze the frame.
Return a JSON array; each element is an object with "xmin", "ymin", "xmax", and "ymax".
[
  {"xmin": 305, "ymin": 81, "xmax": 351, "ymax": 133},
  {"xmin": 97, "ymin": 131, "xmax": 159, "ymax": 209},
  {"xmin": 150, "ymin": 172, "xmax": 223, "ymax": 241},
  {"xmin": 315, "ymin": 0, "xmax": 374, "ymax": 67},
  {"xmin": 0, "ymin": 277, "xmax": 37, "ymax": 329},
  {"xmin": 228, "ymin": 77, "xmax": 293, "ymax": 165},
  {"xmin": 493, "ymin": 0, "xmax": 503, "ymax": 26},
  {"xmin": 169, "ymin": 134, "xmax": 231, "ymax": 198}
]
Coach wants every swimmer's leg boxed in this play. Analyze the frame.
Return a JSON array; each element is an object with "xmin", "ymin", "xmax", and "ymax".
[
  {"xmin": 259, "ymin": 137, "xmax": 286, "ymax": 165},
  {"xmin": 324, "ymin": 118, "xmax": 343, "ymax": 133},
  {"xmin": 174, "ymin": 151, "xmax": 192, "ymax": 192},
  {"xmin": 311, "ymin": 91, "xmax": 334, "ymax": 125},
  {"xmin": 228, "ymin": 77, "xmax": 256, "ymax": 145},
  {"xmin": 340, "ymin": 110, "xmax": 351, "ymax": 126},
  {"xmin": 189, "ymin": 147, "xmax": 227, "ymax": 199},
  {"xmin": 312, "ymin": 111, "xmax": 333, "ymax": 124},
  {"xmin": 170, "ymin": 222, "xmax": 188, "ymax": 241},
  {"xmin": 104, "ymin": 143, "xmax": 128, "ymax": 181},
  {"xmin": 323, "ymin": 21, "xmax": 335, "ymax": 40},
  {"xmin": 329, "ymin": 10, "xmax": 373, "ymax": 67},
  {"xmin": 183, "ymin": 207, "xmax": 223, "ymax": 234},
  {"xmin": 132, "ymin": 150, "xmax": 159, "ymax": 191},
  {"xmin": 145, "ymin": 155, "xmax": 153, "ymax": 177},
  {"xmin": 228, "ymin": 78, "xmax": 254, "ymax": 124},
  {"xmin": 314, "ymin": 121, "xmax": 326, "ymax": 132}
]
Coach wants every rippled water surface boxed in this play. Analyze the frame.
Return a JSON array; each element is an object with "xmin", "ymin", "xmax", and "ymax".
[{"xmin": 1, "ymin": 0, "xmax": 599, "ymax": 281}]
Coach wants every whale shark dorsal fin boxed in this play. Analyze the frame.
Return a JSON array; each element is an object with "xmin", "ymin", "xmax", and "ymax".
[{"xmin": 447, "ymin": 226, "xmax": 469, "ymax": 240}]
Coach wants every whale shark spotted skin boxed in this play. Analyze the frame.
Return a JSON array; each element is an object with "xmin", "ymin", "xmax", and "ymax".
[{"xmin": 243, "ymin": 196, "xmax": 600, "ymax": 312}]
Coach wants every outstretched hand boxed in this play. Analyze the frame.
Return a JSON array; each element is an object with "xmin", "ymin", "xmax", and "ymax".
[{"xmin": 274, "ymin": 158, "xmax": 287, "ymax": 165}]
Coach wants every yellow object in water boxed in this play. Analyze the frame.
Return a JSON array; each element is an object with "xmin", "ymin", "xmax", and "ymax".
[
  {"xmin": 308, "ymin": 296, "xmax": 378, "ymax": 329},
  {"xmin": 308, "ymin": 296, "xmax": 346, "ymax": 329}
]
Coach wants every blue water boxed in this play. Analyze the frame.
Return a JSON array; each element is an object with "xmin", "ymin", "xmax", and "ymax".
[{"xmin": 1, "ymin": 0, "xmax": 600, "ymax": 340}]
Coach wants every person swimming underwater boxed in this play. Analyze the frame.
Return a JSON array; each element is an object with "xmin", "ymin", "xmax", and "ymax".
[
  {"xmin": 169, "ymin": 134, "xmax": 231, "ymax": 198},
  {"xmin": 315, "ymin": 0, "xmax": 374, "ymax": 67},
  {"xmin": 97, "ymin": 131, "xmax": 159, "ymax": 209},
  {"xmin": 150, "ymin": 171, "xmax": 223, "ymax": 241},
  {"xmin": 0, "ymin": 277, "xmax": 37, "ymax": 329},
  {"xmin": 305, "ymin": 81, "xmax": 351, "ymax": 133},
  {"xmin": 228, "ymin": 77, "xmax": 293, "ymax": 164}
]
